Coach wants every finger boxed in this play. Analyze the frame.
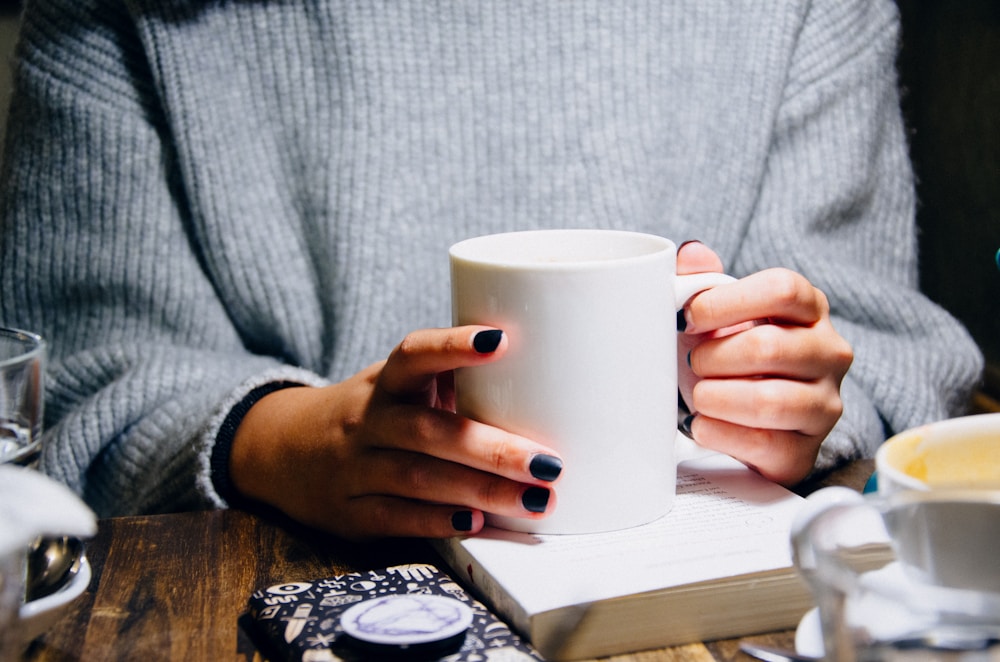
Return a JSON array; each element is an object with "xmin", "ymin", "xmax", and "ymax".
[
  {"xmin": 379, "ymin": 326, "xmax": 508, "ymax": 396},
  {"xmin": 676, "ymin": 240, "xmax": 724, "ymax": 275},
  {"xmin": 338, "ymin": 449, "xmax": 556, "ymax": 522},
  {"xmin": 361, "ymin": 450, "xmax": 556, "ymax": 519},
  {"xmin": 434, "ymin": 368, "xmax": 456, "ymax": 411},
  {"xmin": 329, "ymin": 497, "xmax": 488, "ymax": 540},
  {"xmin": 685, "ymin": 415, "xmax": 820, "ymax": 487},
  {"xmin": 690, "ymin": 377, "xmax": 843, "ymax": 437},
  {"xmin": 688, "ymin": 321, "xmax": 853, "ymax": 381},
  {"xmin": 365, "ymin": 402, "xmax": 564, "ymax": 485},
  {"xmin": 684, "ymin": 268, "xmax": 828, "ymax": 334}
]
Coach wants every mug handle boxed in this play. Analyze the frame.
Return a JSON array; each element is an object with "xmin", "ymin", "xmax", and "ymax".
[{"xmin": 673, "ymin": 272, "xmax": 736, "ymax": 311}]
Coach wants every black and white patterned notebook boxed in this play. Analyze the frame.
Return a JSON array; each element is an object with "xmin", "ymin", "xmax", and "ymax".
[{"xmin": 247, "ymin": 563, "xmax": 542, "ymax": 661}]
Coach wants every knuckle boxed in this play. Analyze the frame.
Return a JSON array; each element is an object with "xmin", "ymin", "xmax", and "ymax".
[
  {"xmin": 813, "ymin": 332, "xmax": 853, "ymax": 378},
  {"xmin": 476, "ymin": 477, "xmax": 510, "ymax": 511},
  {"xmin": 364, "ymin": 500, "xmax": 394, "ymax": 536},
  {"xmin": 834, "ymin": 338, "xmax": 855, "ymax": 372},
  {"xmin": 339, "ymin": 409, "xmax": 366, "ymax": 439},
  {"xmin": 819, "ymin": 382, "xmax": 845, "ymax": 421},
  {"xmin": 487, "ymin": 435, "xmax": 515, "ymax": 475},
  {"xmin": 826, "ymin": 396, "xmax": 844, "ymax": 422},
  {"xmin": 764, "ymin": 267, "xmax": 832, "ymax": 321},
  {"xmin": 395, "ymin": 332, "xmax": 422, "ymax": 359},
  {"xmin": 767, "ymin": 269, "xmax": 810, "ymax": 309},
  {"xmin": 402, "ymin": 407, "xmax": 441, "ymax": 443},
  {"xmin": 440, "ymin": 333, "xmax": 461, "ymax": 355},
  {"xmin": 814, "ymin": 286, "xmax": 832, "ymax": 315},
  {"xmin": 361, "ymin": 361, "xmax": 384, "ymax": 384},
  {"xmin": 750, "ymin": 381, "xmax": 788, "ymax": 426},
  {"xmin": 747, "ymin": 325, "xmax": 786, "ymax": 365},
  {"xmin": 399, "ymin": 457, "xmax": 434, "ymax": 492}
]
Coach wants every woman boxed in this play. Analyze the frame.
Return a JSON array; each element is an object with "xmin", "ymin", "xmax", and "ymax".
[{"xmin": 0, "ymin": 0, "xmax": 982, "ymax": 539}]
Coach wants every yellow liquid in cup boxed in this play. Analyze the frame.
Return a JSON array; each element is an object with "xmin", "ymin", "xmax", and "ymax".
[{"xmin": 890, "ymin": 434, "xmax": 1000, "ymax": 488}]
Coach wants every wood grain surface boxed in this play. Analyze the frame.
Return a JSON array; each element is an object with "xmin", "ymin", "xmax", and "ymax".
[{"xmin": 23, "ymin": 460, "xmax": 873, "ymax": 661}]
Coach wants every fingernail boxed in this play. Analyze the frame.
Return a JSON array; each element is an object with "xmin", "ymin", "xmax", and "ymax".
[
  {"xmin": 529, "ymin": 454, "xmax": 563, "ymax": 482},
  {"xmin": 677, "ymin": 239, "xmax": 703, "ymax": 252},
  {"xmin": 451, "ymin": 510, "xmax": 474, "ymax": 532},
  {"xmin": 522, "ymin": 487, "xmax": 550, "ymax": 513},
  {"xmin": 676, "ymin": 309, "xmax": 688, "ymax": 332},
  {"xmin": 679, "ymin": 414, "xmax": 696, "ymax": 439},
  {"xmin": 686, "ymin": 350, "xmax": 692, "ymax": 368},
  {"xmin": 473, "ymin": 329, "xmax": 503, "ymax": 353}
]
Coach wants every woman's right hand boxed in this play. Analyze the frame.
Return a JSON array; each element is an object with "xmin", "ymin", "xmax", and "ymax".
[{"xmin": 227, "ymin": 326, "xmax": 564, "ymax": 540}]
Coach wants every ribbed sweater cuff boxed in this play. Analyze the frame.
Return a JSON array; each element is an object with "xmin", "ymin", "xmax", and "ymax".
[{"xmin": 210, "ymin": 381, "xmax": 303, "ymax": 509}]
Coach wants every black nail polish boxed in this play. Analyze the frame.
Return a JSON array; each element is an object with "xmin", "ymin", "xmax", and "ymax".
[
  {"xmin": 678, "ymin": 392, "xmax": 691, "ymax": 414},
  {"xmin": 529, "ymin": 454, "xmax": 563, "ymax": 482},
  {"xmin": 473, "ymin": 329, "xmax": 503, "ymax": 353},
  {"xmin": 677, "ymin": 239, "xmax": 704, "ymax": 252},
  {"xmin": 676, "ymin": 309, "xmax": 687, "ymax": 332},
  {"xmin": 522, "ymin": 487, "xmax": 550, "ymax": 513},
  {"xmin": 679, "ymin": 414, "xmax": 695, "ymax": 439},
  {"xmin": 686, "ymin": 349, "xmax": 692, "ymax": 368},
  {"xmin": 451, "ymin": 510, "xmax": 473, "ymax": 532}
]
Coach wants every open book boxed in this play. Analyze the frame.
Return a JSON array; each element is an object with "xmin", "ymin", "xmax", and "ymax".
[{"xmin": 431, "ymin": 441, "xmax": 814, "ymax": 660}]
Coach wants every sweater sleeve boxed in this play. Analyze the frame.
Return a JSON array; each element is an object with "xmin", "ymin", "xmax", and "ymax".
[
  {"xmin": 0, "ymin": 2, "xmax": 326, "ymax": 516},
  {"xmin": 733, "ymin": 0, "xmax": 983, "ymax": 469}
]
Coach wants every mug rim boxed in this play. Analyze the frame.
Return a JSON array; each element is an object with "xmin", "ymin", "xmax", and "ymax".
[
  {"xmin": 449, "ymin": 229, "xmax": 674, "ymax": 270},
  {"xmin": 883, "ymin": 486, "xmax": 1000, "ymax": 507},
  {"xmin": 876, "ymin": 413, "xmax": 1000, "ymax": 492}
]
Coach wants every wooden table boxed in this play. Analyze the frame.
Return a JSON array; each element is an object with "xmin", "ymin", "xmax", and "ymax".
[{"xmin": 23, "ymin": 460, "xmax": 874, "ymax": 661}]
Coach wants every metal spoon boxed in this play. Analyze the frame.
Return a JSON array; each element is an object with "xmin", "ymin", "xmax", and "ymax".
[
  {"xmin": 741, "ymin": 633, "xmax": 1000, "ymax": 662},
  {"xmin": 739, "ymin": 642, "xmax": 819, "ymax": 662},
  {"xmin": 24, "ymin": 536, "xmax": 85, "ymax": 602}
]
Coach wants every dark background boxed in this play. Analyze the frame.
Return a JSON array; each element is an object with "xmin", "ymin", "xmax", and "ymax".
[
  {"xmin": 895, "ymin": 0, "xmax": 1000, "ymax": 407},
  {"xmin": 1, "ymin": 0, "xmax": 998, "ymax": 405}
]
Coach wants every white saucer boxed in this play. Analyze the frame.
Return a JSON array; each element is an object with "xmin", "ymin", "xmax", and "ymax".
[
  {"xmin": 19, "ymin": 555, "xmax": 92, "ymax": 647},
  {"xmin": 795, "ymin": 607, "xmax": 823, "ymax": 659}
]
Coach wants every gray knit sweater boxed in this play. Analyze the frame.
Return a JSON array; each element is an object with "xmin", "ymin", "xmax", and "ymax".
[{"xmin": 0, "ymin": 0, "xmax": 983, "ymax": 518}]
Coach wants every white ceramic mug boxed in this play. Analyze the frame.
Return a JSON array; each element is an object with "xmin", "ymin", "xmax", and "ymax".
[{"xmin": 450, "ymin": 229, "xmax": 733, "ymax": 534}]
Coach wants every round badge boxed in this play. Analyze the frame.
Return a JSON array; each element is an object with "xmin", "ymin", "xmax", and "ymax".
[{"xmin": 340, "ymin": 594, "xmax": 473, "ymax": 656}]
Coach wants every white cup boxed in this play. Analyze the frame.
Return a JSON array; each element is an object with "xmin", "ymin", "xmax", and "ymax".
[
  {"xmin": 872, "ymin": 413, "xmax": 1000, "ymax": 595},
  {"xmin": 450, "ymin": 229, "xmax": 733, "ymax": 534},
  {"xmin": 875, "ymin": 412, "xmax": 1000, "ymax": 495},
  {"xmin": 792, "ymin": 488, "xmax": 1000, "ymax": 660}
]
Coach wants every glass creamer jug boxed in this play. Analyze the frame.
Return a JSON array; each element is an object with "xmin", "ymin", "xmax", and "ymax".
[{"xmin": 791, "ymin": 487, "xmax": 1000, "ymax": 661}]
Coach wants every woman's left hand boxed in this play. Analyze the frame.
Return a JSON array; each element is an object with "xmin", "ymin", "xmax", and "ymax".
[{"xmin": 676, "ymin": 241, "xmax": 854, "ymax": 486}]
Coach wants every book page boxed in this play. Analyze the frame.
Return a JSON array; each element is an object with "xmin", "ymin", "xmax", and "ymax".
[{"xmin": 454, "ymin": 451, "xmax": 804, "ymax": 615}]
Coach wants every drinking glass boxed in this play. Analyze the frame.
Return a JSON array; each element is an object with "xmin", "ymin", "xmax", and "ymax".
[
  {"xmin": 0, "ymin": 327, "xmax": 45, "ymax": 654},
  {"xmin": 0, "ymin": 327, "xmax": 45, "ymax": 469}
]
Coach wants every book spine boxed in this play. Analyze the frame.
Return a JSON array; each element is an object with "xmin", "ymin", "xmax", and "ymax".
[{"xmin": 431, "ymin": 538, "xmax": 533, "ymax": 639}]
